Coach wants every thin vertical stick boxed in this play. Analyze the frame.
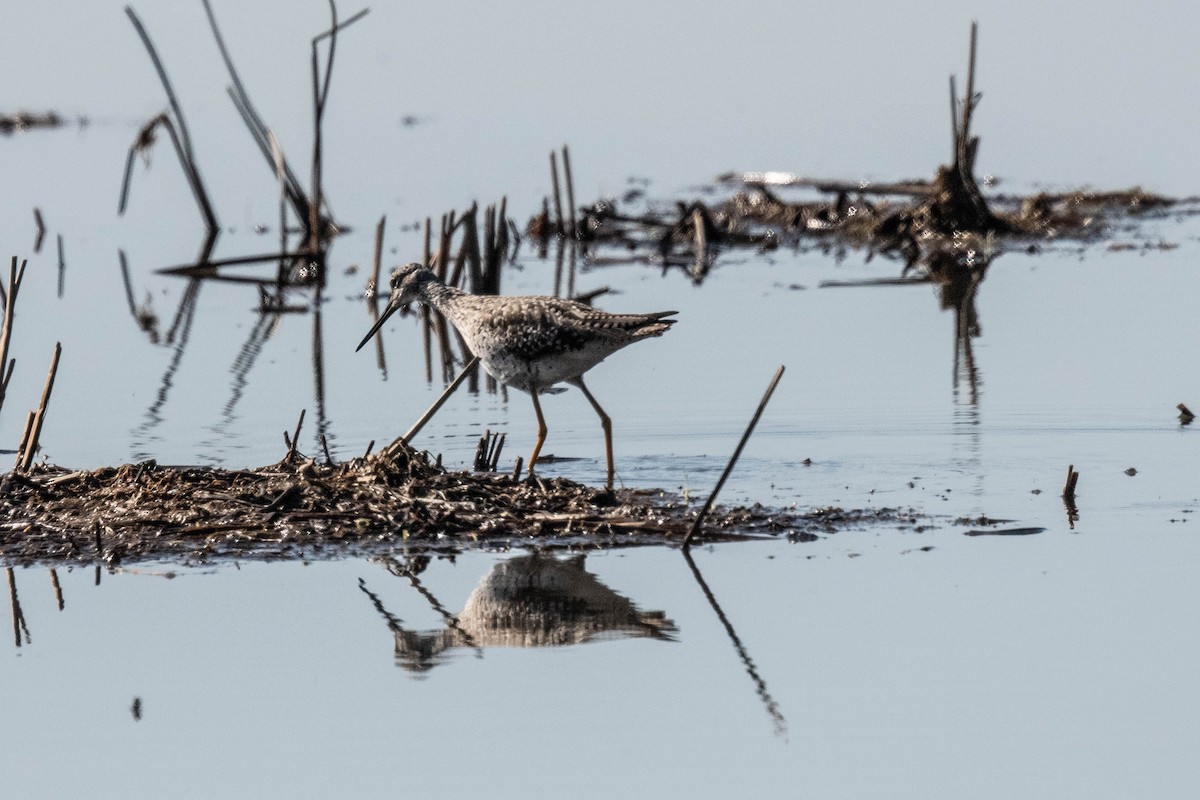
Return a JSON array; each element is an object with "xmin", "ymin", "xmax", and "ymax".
[
  {"xmin": 370, "ymin": 214, "xmax": 386, "ymax": 297},
  {"xmin": 496, "ymin": 196, "xmax": 510, "ymax": 271},
  {"xmin": 562, "ymin": 144, "xmax": 577, "ymax": 238},
  {"xmin": 18, "ymin": 342, "xmax": 63, "ymax": 471},
  {"xmin": 56, "ymin": 234, "xmax": 65, "ymax": 298},
  {"xmin": 423, "ymin": 216, "xmax": 432, "ymax": 268},
  {"xmin": 549, "ymin": 150, "xmax": 565, "ymax": 236},
  {"xmin": 14, "ymin": 411, "xmax": 35, "ymax": 471},
  {"xmin": 287, "ymin": 409, "xmax": 306, "ymax": 460},
  {"xmin": 683, "ymin": 365, "xmax": 786, "ymax": 547},
  {"xmin": 691, "ymin": 207, "xmax": 707, "ymax": 280},
  {"xmin": 118, "ymin": 250, "xmax": 138, "ymax": 317},
  {"xmin": 961, "ymin": 22, "xmax": 978, "ymax": 152},
  {"xmin": 0, "ymin": 257, "xmax": 27, "ymax": 414}
]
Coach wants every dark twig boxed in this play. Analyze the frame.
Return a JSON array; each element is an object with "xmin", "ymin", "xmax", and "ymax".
[{"xmin": 684, "ymin": 365, "xmax": 786, "ymax": 547}]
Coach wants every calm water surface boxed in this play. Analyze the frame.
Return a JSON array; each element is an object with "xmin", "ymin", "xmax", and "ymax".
[{"xmin": 2, "ymin": 2, "xmax": 1199, "ymax": 797}]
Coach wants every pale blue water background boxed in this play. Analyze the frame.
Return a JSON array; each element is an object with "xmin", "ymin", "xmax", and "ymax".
[{"xmin": 2, "ymin": 2, "xmax": 1199, "ymax": 798}]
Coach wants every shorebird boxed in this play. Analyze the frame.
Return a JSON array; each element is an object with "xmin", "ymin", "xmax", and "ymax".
[{"xmin": 357, "ymin": 263, "xmax": 676, "ymax": 489}]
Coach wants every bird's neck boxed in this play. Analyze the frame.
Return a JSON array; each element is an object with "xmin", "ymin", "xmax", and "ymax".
[{"xmin": 420, "ymin": 280, "xmax": 470, "ymax": 320}]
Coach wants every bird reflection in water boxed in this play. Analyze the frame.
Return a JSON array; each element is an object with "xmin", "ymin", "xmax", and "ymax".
[{"xmin": 359, "ymin": 553, "xmax": 676, "ymax": 674}]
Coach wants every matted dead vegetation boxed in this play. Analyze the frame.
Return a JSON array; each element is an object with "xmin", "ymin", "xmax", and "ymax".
[{"xmin": 0, "ymin": 441, "xmax": 924, "ymax": 568}]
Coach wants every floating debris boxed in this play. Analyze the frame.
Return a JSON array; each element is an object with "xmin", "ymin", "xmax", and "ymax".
[{"xmin": 0, "ymin": 111, "xmax": 66, "ymax": 135}]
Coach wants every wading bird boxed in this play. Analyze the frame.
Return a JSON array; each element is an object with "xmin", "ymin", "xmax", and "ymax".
[{"xmin": 357, "ymin": 264, "xmax": 676, "ymax": 489}]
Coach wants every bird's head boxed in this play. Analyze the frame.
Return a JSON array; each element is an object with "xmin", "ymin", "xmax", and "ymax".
[{"xmin": 356, "ymin": 263, "xmax": 438, "ymax": 352}]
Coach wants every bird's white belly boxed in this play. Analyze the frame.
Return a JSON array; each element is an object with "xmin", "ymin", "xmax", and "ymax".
[{"xmin": 480, "ymin": 345, "xmax": 610, "ymax": 394}]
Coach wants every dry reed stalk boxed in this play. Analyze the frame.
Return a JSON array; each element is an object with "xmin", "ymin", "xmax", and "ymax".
[
  {"xmin": 0, "ymin": 257, "xmax": 28, "ymax": 415},
  {"xmin": 18, "ymin": 342, "xmax": 63, "ymax": 471},
  {"xmin": 386, "ymin": 356, "xmax": 480, "ymax": 451},
  {"xmin": 683, "ymin": 365, "xmax": 786, "ymax": 547},
  {"xmin": 562, "ymin": 145, "xmax": 577, "ymax": 238},
  {"xmin": 549, "ymin": 150, "xmax": 565, "ymax": 236},
  {"xmin": 122, "ymin": 8, "xmax": 219, "ymax": 240},
  {"xmin": 1062, "ymin": 464, "xmax": 1080, "ymax": 501},
  {"xmin": 370, "ymin": 214, "xmax": 386, "ymax": 297},
  {"xmin": 286, "ymin": 410, "xmax": 307, "ymax": 460}
]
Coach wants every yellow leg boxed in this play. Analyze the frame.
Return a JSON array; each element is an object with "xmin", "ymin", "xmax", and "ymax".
[
  {"xmin": 572, "ymin": 377, "xmax": 614, "ymax": 490},
  {"xmin": 527, "ymin": 390, "xmax": 549, "ymax": 479}
]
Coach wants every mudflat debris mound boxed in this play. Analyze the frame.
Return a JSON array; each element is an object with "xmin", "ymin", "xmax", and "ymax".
[{"xmin": 0, "ymin": 442, "xmax": 921, "ymax": 567}]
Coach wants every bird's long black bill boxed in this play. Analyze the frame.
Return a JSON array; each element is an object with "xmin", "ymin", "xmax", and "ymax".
[{"xmin": 356, "ymin": 299, "xmax": 402, "ymax": 352}]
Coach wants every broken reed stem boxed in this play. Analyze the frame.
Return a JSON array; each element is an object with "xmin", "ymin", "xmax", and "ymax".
[
  {"xmin": 123, "ymin": 8, "xmax": 219, "ymax": 235},
  {"xmin": 124, "ymin": 6, "xmax": 196, "ymax": 163},
  {"xmin": 562, "ymin": 144, "xmax": 577, "ymax": 238},
  {"xmin": 15, "ymin": 411, "xmax": 35, "ymax": 471},
  {"xmin": 287, "ymin": 409, "xmax": 307, "ymax": 460},
  {"xmin": 389, "ymin": 355, "xmax": 480, "ymax": 451},
  {"xmin": 1062, "ymin": 464, "xmax": 1080, "ymax": 501},
  {"xmin": 488, "ymin": 432, "xmax": 505, "ymax": 471},
  {"xmin": 683, "ymin": 365, "xmax": 786, "ymax": 548},
  {"xmin": 549, "ymin": 150, "xmax": 565, "ymax": 236},
  {"xmin": 370, "ymin": 214, "xmax": 386, "ymax": 297},
  {"xmin": 18, "ymin": 342, "xmax": 63, "ymax": 471},
  {"xmin": 0, "ymin": 257, "xmax": 28, "ymax": 414},
  {"xmin": 960, "ymin": 21, "xmax": 978, "ymax": 165},
  {"xmin": 423, "ymin": 216, "xmax": 432, "ymax": 268}
]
